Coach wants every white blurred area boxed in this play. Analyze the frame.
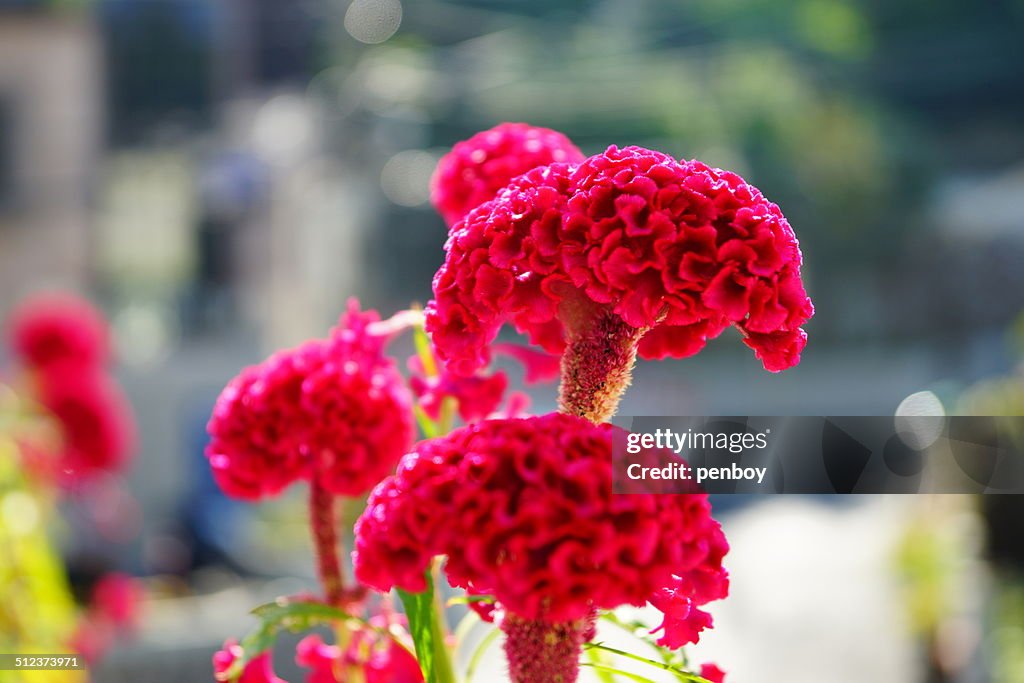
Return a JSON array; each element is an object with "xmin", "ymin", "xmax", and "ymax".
[{"xmin": 696, "ymin": 498, "xmax": 923, "ymax": 683}]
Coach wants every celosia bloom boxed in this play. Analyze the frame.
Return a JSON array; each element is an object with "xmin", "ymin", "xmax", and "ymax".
[
  {"xmin": 36, "ymin": 363, "xmax": 135, "ymax": 479},
  {"xmin": 205, "ymin": 301, "xmax": 415, "ymax": 500},
  {"xmin": 7, "ymin": 293, "xmax": 109, "ymax": 370},
  {"xmin": 353, "ymin": 413, "xmax": 728, "ymax": 674},
  {"xmin": 297, "ymin": 631, "xmax": 423, "ymax": 683},
  {"xmin": 213, "ymin": 641, "xmax": 286, "ymax": 683},
  {"xmin": 426, "ymin": 146, "xmax": 813, "ymax": 394},
  {"xmin": 430, "ymin": 122, "xmax": 585, "ymax": 227}
]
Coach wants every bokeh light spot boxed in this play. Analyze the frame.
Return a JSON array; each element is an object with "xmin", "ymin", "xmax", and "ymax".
[
  {"xmin": 344, "ymin": 0, "xmax": 402, "ymax": 45},
  {"xmin": 380, "ymin": 150, "xmax": 436, "ymax": 207}
]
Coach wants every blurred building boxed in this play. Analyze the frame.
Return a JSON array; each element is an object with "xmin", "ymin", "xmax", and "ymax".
[{"xmin": 0, "ymin": 4, "xmax": 103, "ymax": 310}]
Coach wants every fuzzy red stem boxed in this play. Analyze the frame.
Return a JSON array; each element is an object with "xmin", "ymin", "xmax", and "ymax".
[
  {"xmin": 502, "ymin": 613, "xmax": 594, "ymax": 683},
  {"xmin": 309, "ymin": 480, "xmax": 344, "ymax": 607},
  {"xmin": 557, "ymin": 308, "xmax": 647, "ymax": 424}
]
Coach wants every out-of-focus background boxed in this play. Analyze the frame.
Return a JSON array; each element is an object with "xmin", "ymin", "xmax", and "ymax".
[{"xmin": 0, "ymin": 0, "xmax": 1023, "ymax": 681}]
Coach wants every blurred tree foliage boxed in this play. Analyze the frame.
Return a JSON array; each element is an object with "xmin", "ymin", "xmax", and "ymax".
[
  {"xmin": 92, "ymin": 0, "xmax": 1024, "ymax": 344},
  {"xmin": 385, "ymin": 0, "xmax": 1023, "ymax": 340}
]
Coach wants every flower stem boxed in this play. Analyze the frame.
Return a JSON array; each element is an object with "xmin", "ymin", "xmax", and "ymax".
[
  {"xmin": 501, "ymin": 613, "xmax": 593, "ymax": 683},
  {"xmin": 558, "ymin": 309, "xmax": 647, "ymax": 424},
  {"xmin": 309, "ymin": 480, "xmax": 344, "ymax": 607}
]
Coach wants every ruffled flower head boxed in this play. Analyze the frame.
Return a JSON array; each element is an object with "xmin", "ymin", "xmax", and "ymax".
[
  {"xmin": 353, "ymin": 412, "xmax": 728, "ymax": 643},
  {"xmin": 426, "ymin": 145, "xmax": 813, "ymax": 379},
  {"xmin": 206, "ymin": 300, "xmax": 415, "ymax": 501},
  {"xmin": 430, "ymin": 122, "xmax": 585, "ymax": 227},
  {"xmin": 6, "ymin": 293, "xmax": 109, "ymax": 370},
  {"xmin": 36, "ymin": 362, "xmax": 136, "ymax": 480}
]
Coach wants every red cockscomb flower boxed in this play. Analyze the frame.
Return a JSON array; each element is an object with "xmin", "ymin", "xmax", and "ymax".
[
  {"xmin": 353, "ymin": 413, "xmax": 728, "ymax": 648},
  {"xmin": 426, "ymin": 145, "xmax": 813, "ymax": 386},
  {"xmin": 430, "ymin": 123, "xmax": 585, "ymax": 227},
  {"xmin": 7, "ymin": 293, "xmax": 109, "ymax": 370},
  {"xmin": 213, "ymin": 640, "xmax": 286, "ymax": 683},
  {"xmin": 205, "ymin": 300, "xmax": 414, "ymax": 501},
  {"xmin": 36, "ymin": 363, "xmax": 136, "ymax": 480}
]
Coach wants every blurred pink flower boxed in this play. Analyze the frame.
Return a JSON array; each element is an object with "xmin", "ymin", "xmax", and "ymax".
[
  {"xmin": 213, "ymin": 641, "xmax": 287, "ymax": 683},
  {"xmin": 205, "ymin": 300, "xmax": 414, "ymax": 500},
  {"xmin": 294, "ymin": 635, "xmax": 339, "ymax": 683},
  {"xmin": 69, "ymin": 616, "xmax": 113, "ymax": 664},
  {"xmin": 91, "ymin": 572, "xmax": 142, "ymax": 631},
  {"xmin": 296, "ymin": 630, "xmax": 423, "ymax": 683},
  {"xmin": 6, "ymin": 292, "xmax": 109, "ymax": 370},
  {"xmin": 36, "ymin": 362, "xmax": 136, "ymax": 481}
]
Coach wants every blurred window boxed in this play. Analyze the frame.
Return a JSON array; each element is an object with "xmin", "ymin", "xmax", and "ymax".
[{"xmin": 0, "ymin": 96, "xmax": 14, "ymax": 211}]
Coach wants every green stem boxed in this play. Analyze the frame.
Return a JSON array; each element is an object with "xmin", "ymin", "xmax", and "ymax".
[
  {"xmin": 398, "ymin": 569, "xmax": 457, "ymax": 683},
  {"xmin": 432, "ymin": 601, "xmax": 456, "ymax": 683}
]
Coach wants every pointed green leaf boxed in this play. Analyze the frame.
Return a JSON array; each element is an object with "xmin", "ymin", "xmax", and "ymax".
[
  {"xmin": 583, "ymin": 642, "xmax": 713, "ymax": 683},
  {"xmin": 397, "ymin": 570, "xmax": 456, "ymax": 683}
]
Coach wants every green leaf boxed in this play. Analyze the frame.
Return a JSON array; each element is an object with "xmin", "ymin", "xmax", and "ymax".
[
  {"xmin": 598, "ymin": 611, "xmax": 690, "ymax": 671},
  {"xmin": 414, "ymin": 404, "xmax": 439, "ymax": 438},
  {"xmin": 465, "ymin": 625, "xmax": 501, "ymax": 683},
  {"xmin": 413, "ymin": 323, "xmax": 438, "ymax": 377},
  {"xmin": 581, "ymin": 662, "xmax": 659, "ymax": 683},
  {"xmin": 398, "ymin": 587, "xmax": 435, "ymax": 680},
  {"xmin": 586, "ymin": 644, "xmax": 617, "ymax": 683},
  {"xmin": 446, "ymin": 594, "xmax": 496, "ymax": 607},
  {"xmin": 436, "ymin": 396, "xmax": 457, "ymax": 434},
  {"xmin": 583, "ymin": 642, "xmax": 713, "ymax": 683},
  {"xmin": 220, "ymin": 597, "xmax": 363, "ymax": 681},
  {"xmin": 397, "ymin": 570, "xmax": 457, "ymax": 683}
]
